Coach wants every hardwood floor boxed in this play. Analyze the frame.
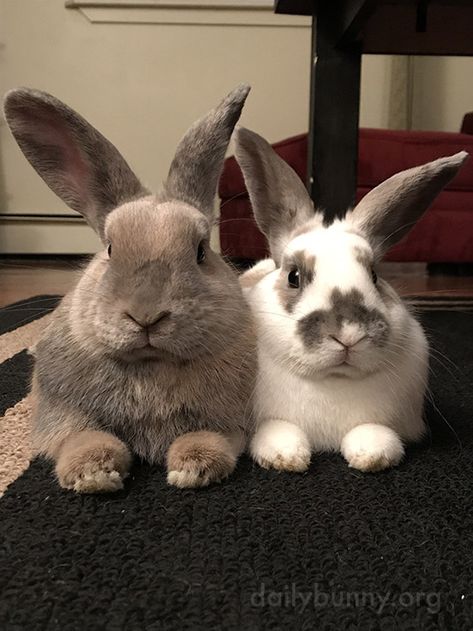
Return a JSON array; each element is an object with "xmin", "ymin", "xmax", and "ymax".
[
  {"xmin": 1, "ymin": 257, "xmax": 473, "ymax": 309},
  {"xmin": 380, "ymin": 262, "xmax": 473, "ymax": 297},
  {"xmin": 0, "ymin": 258, "xmax": 87, "ymax": 308}
]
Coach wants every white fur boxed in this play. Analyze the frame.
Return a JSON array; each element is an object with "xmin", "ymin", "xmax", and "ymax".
[
  {"xmin": 341, "ymin": 424, "xmax": 404, "ymax": 472},
  {"xmin": 71, "ymin": 469, "xmax": 123, "ymax": 493},
  {"xmin": 167, "ymin": 470, "xmax": 210, "ymax": 488},
  {"xmin": 250, "ymin": 419, "xmax": 311, "ymax": 472},
  {"xmin": 243, "ymin": 220, "xmax": 428, "ymax": 473}
]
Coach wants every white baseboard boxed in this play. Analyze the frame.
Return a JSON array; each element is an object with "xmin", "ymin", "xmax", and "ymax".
[
  {"xmin": 0, "ymin": 218, "xmax": 102, "ymax": 254},
  {"xmin": 65, "ymin": 0, "xmax": 310, "ymax": 26}
]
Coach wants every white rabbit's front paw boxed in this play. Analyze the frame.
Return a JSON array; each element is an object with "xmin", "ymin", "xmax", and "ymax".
[
  {"xmin": 250, "ymin": 419, "xmax": 311, "ymax": 472},
  {"xmin": 341, "ymin": 423, "xmax": 404, "ymax": 472}
]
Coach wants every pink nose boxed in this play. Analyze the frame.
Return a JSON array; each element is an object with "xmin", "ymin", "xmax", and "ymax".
[{"xmin": 330, "ymin": 334, "xmax": 366, "ymax": 349}]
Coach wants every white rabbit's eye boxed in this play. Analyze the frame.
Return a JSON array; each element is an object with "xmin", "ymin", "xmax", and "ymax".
[
  {"xmin": 371, "ymin": 268, "xmax": 377, "ymax": 284},
  {"xmin": 107, "ymin": 243, "xmax": 112, "ymax": 258},
  {"xmin": 288, "ymin": 269, "xmax": 300, "ymax": 289},
  {"xmin": 197, "ymin": 242, "xmax": 206, "ymax": 264}
]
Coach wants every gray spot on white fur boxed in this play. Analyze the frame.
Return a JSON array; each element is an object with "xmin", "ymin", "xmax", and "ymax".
[
  {"xmin": 354, "ymin": 246, "xmax": 372, "ymax": 271},
  {"xmin": 276, "ymin": 250, "xmax": 315, "ymax": 313},
  {"xmin": 298, "ymin": 288, "xmax": 389, "ymax": 349}
]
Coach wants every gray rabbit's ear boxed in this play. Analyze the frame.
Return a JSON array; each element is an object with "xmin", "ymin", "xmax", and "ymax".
[
  {"xmin": 235, "ymin": 127, "xmax": 316, "ymax": 265},
  {"xmin": 3, "ymin": 88, "xmax": 148, "ymax": 239},
  {"xmin": 162, "ymin": 84, "xmax": 250, "ymax": 219},
  {"xmin": 350, "ymin": 151, "xmax": 469, "ymax": 260}
]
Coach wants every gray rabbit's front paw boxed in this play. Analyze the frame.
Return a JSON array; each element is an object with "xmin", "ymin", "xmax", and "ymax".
[
  {"xmin": 55, "ymin": 430, "xmax": 132, "ymax": 493},
  {"xmin": 167, "ymin": 431, "xmax": 236, "ymax": 488}
]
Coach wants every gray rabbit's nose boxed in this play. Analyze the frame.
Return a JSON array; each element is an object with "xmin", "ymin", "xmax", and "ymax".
[{"xmin": 125, "ymin": 311, "xmax": 171, "ymax": 330}]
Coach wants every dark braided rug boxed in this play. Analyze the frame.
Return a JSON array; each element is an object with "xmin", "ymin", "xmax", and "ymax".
[{"xmin": 1, "ymin": 298, "xmax": 473, "ymax": 630}]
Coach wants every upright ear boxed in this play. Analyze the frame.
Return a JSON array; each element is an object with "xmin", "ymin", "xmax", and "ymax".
[
  {"xmin": 235, "ymin": 127, "xmax": 316, "ymax": 264},
  {"xmin": 3, "ymin": 88, "xmax": 148, "ymax": 239},
  {"xmin": 162, "ymin": 84, "xmax": 250, "ymax": 218},
  {"xmin": 350, "ymin": 151, "xmax": 469, "ymax": 260}
]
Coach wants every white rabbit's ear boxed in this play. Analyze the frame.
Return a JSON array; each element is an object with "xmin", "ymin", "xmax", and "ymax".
[
  {"xmin": 162, "ymin": 84, "xmax": 250, "ymax": 219},
  {"xmin": 235, "ymin": 127, "xmax": 316, "ymax": 265},
  {"xmin": 349, "ymin": 151, "xmax": 469, "ymax": 260},
  {"xmin": 4, "ymin": 88, "xmax": 148, "ymax": 240}
]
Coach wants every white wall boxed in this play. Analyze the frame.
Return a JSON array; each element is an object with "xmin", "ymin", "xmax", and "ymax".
[
  {"xmin": 0, "ymin": 0, "xmax": 417, "ymax": 252},
  {"xmin": 411, "ymin": 57, "xmax": 473, "ymax": 132}
]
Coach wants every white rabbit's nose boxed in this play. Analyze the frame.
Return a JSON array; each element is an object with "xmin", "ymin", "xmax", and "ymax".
[{"xmin": 329, "ymin": 333, "xmax": 366, "ymax": 349}]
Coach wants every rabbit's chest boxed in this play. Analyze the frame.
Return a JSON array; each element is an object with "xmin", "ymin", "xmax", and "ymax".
[
  {"xmin": 77, "ymin": 364, "xmax": 215, "ymax": 461},
  {"xmin": 88, "ymin": 363, "xmax": 203, "ymax": 422},
  {"xmin": 256, "ymin": 359, "xmax": 397, "ymax": 449}
]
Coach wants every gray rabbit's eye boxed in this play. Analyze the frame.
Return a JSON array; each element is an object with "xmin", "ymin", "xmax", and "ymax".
[
  {"xmin": 371, "ymin": 268, "xmax": 377, "ymax": 284},
  {"xmin": 288, "ymin": 268, "xmax": 300, "ymax": 289},
  {"xmin": 107, "ymin": 243, "xmax": 112, "ymax": 258},
  {"xmin": 197, "ymin": 242, "xmax": 206, "ymax": 264}
]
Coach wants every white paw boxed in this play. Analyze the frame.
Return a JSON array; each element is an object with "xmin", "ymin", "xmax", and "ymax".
[
  {"xmin": 341, "ymin": 423, "xmax": 404, "ymax": 473},
  {"xmin": 72, "ymin": 468, "xmax": 124, "ymax": 493},
  {"xmin": 167, "ymin": 469, "xmax": 212, "ymax": 488},
  {"xmin": 250, "ymin": 420, "xmax": 311, "ymax": 473},
  {"xmin": 346, "ymin": 452, "xmax": 399, "ymax": 473},
  {"xmin": 254, "ymin": 446, "xmax": 311, "ymax": 472}
]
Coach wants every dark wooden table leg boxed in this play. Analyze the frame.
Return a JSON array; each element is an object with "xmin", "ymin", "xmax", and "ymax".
[{"xmin": 307, "ymin": 4, "xmax": 362, "ymax": 222}]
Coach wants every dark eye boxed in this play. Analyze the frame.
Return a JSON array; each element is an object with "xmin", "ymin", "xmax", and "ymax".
[
  {"xmin": 288, "ymin": 268, "xmax": 300, "ymax": 289},
  {"xmin": 197, "ymin": 242, "xmax": 206, "ymax": 264},
  {"xmin": 371, "ymin": 268, "xmax": 377, "ymax": 284},
  {"xmin": 107, "ymin": 243, "xmax": 112, "ymax": 258}
]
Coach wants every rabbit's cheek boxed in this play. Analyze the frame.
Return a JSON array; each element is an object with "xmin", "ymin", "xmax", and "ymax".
[{"xmin": 368, "ymin": 318, "xmax": 390, "ymax": 346}]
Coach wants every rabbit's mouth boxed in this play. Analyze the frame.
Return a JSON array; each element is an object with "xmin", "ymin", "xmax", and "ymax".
[
  {"xmin": 281, "ymin": 348, "xmax": 369, "ymax": 380},
  {"xmin": 118, "ymin": 342, "xmax": 178, "ymax": 364}
]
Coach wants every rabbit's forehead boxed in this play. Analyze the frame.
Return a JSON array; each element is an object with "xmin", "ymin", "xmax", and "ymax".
[
  {"xmin": 275, "ymin": 225, "xmax": 377, "ymax": 314},
  {"xmin": 104, "ymin": 199, "xmax": 209, "ymax": 263},
  {"xmin": 287, "ymin": 224, "xmax": 371, "ymax": 263}
]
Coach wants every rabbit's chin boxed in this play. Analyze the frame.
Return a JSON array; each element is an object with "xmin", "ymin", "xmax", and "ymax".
[
  {"xmin": 115, "ymin": 344, "xmax": 182, "ymax": 364},
  {"xmin": 103, "ymin": 334, "xmax": 214, "ymax": 365},
  {"xmin": 277, "ymin": 349, "xmax": 383, "ymax": 381},
  {"xmin": 293, "ymin": 362, "xmax": 368, "ymax": 381}
]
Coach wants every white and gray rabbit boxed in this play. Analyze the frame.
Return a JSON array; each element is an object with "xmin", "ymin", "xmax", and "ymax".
[
  {"xmin": 4, "ymin": 86, "xmax": 256, "ymax": 493},
  {"xmin": 235, "ymin": 127, "xmax": 468, "ymax": 473}
]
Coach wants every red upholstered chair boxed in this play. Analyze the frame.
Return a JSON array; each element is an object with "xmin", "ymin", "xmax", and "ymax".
[{"xmin": 219, "ymin": 122, "xmax": 473, "ymax": 263}]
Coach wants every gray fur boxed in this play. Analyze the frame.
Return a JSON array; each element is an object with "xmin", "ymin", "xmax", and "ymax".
[
  {"xmin": 354, "ymin": 245, "xmax": 372, "ymax": 271},
  {"xmin": 3, "ymin": 88, "xmax": 148, "ymax": 239},
  {"xmin": 351, "ymin": 151, "xmax": 469, "ymax": 259},
  {"xmin": 5, "ymin": 87, "xmax": 256, "ymax": 489},
  {"xmin": 298, "ymin": 288, "xmax": 389, "ymax": 350},
  {"xmin": 33, "ymin": 290, "xmax": 255, "ymax": 464},
  {"xmin": 235, "ymin": 127, "xmax": 317, "ymax": 264},
  {"xmin": 162, "ymin": 85, "xmax": 250, "ymax": 218}
]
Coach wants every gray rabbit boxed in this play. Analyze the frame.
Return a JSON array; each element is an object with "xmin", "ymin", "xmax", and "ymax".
[{"xmin": 4, "ymin": 85, "xmax": 256, "ymax": 493}]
